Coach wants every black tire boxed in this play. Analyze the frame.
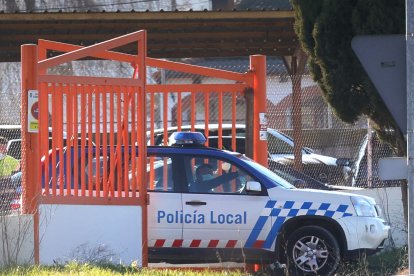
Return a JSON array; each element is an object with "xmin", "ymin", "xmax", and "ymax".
[{"xmin": 285, "ymin": 225, "xmax": 340, "ymax": 276}]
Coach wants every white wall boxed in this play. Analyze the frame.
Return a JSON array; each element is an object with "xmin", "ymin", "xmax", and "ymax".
[
  {"xmin": 348, "ymin": 187, "xmax": 407, "ymax": 248},
  {"xmin": 0, "ymin": 214, "xmax": 34, "ymax": 266},
  {"xmin": 39, "ymin": 204, "xmax": 142, "ymax": 265}
]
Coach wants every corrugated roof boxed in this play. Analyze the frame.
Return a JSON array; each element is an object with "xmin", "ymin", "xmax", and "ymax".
[
  {"xmin": 0, "ymin": 9, "xmax": 299, "ymax": 62},
  {"xmin": 153, "ymin": 56, "xmax": 286, "ymax": 80}
]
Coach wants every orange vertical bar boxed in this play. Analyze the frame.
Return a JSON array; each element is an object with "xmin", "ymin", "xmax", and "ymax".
[
  {"xmin": 57, "ymin": 83, "xmax": 64, "ymax": 196},
  {"xmin": 21, "ymin": 44, "xmax": 39, "ymax": 264},
  {"xmin": 148, "ymin": 92, "xmax": 155, "ymax": 190},
  {"xmin": 138, "ymin": 32, "xmax": 148, "ymax": 268},
  {"xmin": 218, "ymin": 91, "xmax": 223, "ymax": 150},
  {"xmin": 80, "ymin": 85, "xmax": 87, "ymax": 196},
  {"xmin": 160, "ymin": 92, "xmax": 168, "ymax": 147},
  {"xmin": 232, "ymin": 92, "xmax": 237, "ymax": 152},
  {"xmin": 150, "ymin": 93, "xmax": 155, "ymax": 141},
  {"xmin": 146, "ymin": 102, "xmax": 152, "ymax": 189},
  {"xmin": 116, "ymin": 86, "xmax": 123, "ymax": 196},
  {"xmin": 51, "ymin": 85, "xmax": 57, "ymax": 196},
  {"xmin": 95, "ymin": 86, "xmax": 101, "ymax": 196},
  {"xmin": 163, "ymin": 92, "xmax": 168, "ymax": 137},
  {"xmin": 73, "ymin": 85, "xmax": 79, "ymax": 196},
  {"xmin": 40, "ymin": 83, "xmax": 49, "ymax": 196},
  {"xmin": 161, "ymin": 92, "xmax": 168, "ymax": 146},
  {"xmin": 65, "ymin": 84, "xmax": 72, "ymax": 195},
  {"xmin": 191, "ymin": 92, "xmax": 196, "ymax": 131},
  {"xmin": 102, "ymin": 86, "xmax": 108, "ymax": 197},
  {"xmin": 216, "ymin": 91, "xmax": 224, "ymax": 192},
  {"xmin": 129, "ymin": 86, "xmax": 137, "ymax": 194},
  {"xmin": 87, "ymin": 85, "xmax": 93, "ymax": 196},
  {"xmin": 204, "ymin": 93, "xmax": 209, "ymax": 146},
  {"xmin": 177, "ymin": 92, "xmax": 182, "ymax": 130},
  {"xmin": 122, "ymin": 86, "xmax": 130, "ymax": 194},
  {"xmin": 149, "ymin": 92, "xmax": 156, "ymax": 190},
  {"xmin": 250, "ymin": 55, "xmax": 268, "ymax": 166},
  {"xmin": 37, "ymin": 43, "xmax": 48, "ymax": 196},
  {"xmin": 136, "ymin": 86, "xmax": 145, "ymax": 193},
  {"xmin": 109, "ymin": 86, "xmax": 115, "ymax": 197}
]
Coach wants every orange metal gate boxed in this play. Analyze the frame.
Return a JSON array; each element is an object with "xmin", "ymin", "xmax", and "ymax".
[
  {"xmin": 21, "ymin": 30, "xmax": 149, "ymax": 264},
  {"xmin": 145, "ymin": 56, "xmax": 267, "ymax": 160},
  {"xmin": 20, "ymin": 30, "xmax": 267, "ymax": 266}
]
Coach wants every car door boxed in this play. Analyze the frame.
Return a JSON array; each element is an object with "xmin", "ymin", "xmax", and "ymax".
[
  {"xmin": 147, "ymin": 154, "xmax": 183, "ymax": 248},
  {"xmin": 181, "ymin": 155, "xmax": 271, "ymax": 250}
]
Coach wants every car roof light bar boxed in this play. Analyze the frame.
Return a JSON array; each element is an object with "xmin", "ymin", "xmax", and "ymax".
[{"xmin": 169, "ymin": 131, "xmax": 207, "ymax": 146}]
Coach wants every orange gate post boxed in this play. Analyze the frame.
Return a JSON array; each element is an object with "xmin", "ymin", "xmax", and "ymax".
[
  {"xmin": 21, "ymin": 44, "xmax": 40, "ymax": 264},
  {"xmin": 250, "ymin": 55, "xmax": 268, "ymax": 167}
]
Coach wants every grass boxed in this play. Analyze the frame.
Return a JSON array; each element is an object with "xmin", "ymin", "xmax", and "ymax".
[
  {"xmin": 0, "ymin": 247, "xmax": 408, "ymax": 276},
  {"xmin": 336, "ymin": 246, "xmax": 408, "ymax": 276},
  {"xmin": 0, "ymin": 262, "xmax": 248, "ymax": 276}
]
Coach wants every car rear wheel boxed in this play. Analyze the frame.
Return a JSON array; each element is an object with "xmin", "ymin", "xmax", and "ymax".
[{"xmin": 285, "ymin": 225, "xmax": 340, "ymax": 276}]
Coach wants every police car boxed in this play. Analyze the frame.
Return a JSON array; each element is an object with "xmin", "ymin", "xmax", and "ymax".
[
  {"xmin": 146, "ymin": 132, "xmax": 389, "ymax": 275},
  {"xmin": 45, "ymin": 132, "xmax": 390, "ymax": 276}
]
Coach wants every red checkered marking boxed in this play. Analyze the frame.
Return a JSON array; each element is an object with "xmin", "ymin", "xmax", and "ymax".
[
  {"xmin": 208, "ymin": 240, "xmax": 219, "ymax": 248},
  {"xmin": 226, "ymin": 240, "xmax": 237, "ymax": 248},
  {"xmin": 190, "ymin": 240, "xmax": 201, "ymax": 247},
  {"xmin": 253, "ymin": 240, "xmax": 265, "ymax": 248},
  {"xmin": 172, "ymin": 239, "xmax": 183, "ymax": 247},
  {"xmin": 150, "ymin": 239, "xmax": 266, "ymax": 248},
  {"xmin": 154, "ymin": 239, "xmax": 165, "ymax": 248}
]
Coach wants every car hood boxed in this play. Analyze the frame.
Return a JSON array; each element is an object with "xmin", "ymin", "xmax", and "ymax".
[
  {"xmin": 270, "ymin": 153, "xmax": 339, "ymax": 166},
  {"xmin": 267, "ymin": 186, "xmax": 362, "ymax": 210}
]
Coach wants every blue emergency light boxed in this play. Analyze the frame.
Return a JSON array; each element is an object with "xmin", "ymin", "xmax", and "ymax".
[{"xmin": 169, "ymin": 131, "xmax": 207, "ymax": 146}]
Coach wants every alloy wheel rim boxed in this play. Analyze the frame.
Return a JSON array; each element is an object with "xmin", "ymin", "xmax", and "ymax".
[{"xmin": 292, "ymin": 235, "xmax": 329, "ymax": 272}]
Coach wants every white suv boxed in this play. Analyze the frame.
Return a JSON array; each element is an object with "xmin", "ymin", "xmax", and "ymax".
[{"xmin": 145, "ymin": 132, "xmax": 389, "ymax": 275}]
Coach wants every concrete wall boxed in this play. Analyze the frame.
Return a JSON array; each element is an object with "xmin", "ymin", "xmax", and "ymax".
[
  {"xmin": 39, "ymin": 204, "xmax": 142, "ymax": 265},
  {"xmin": 349, "ymin": 187, "xmax": 407, "ymax": 248},
  {"xmin": 0, "ymin": 214, "xmax": 34, "ymax": 266}
]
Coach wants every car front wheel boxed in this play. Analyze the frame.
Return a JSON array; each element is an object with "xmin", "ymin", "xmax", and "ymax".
[{"xmin": 285, "ymin": 225, "xmax": 340, "ymax": 276}]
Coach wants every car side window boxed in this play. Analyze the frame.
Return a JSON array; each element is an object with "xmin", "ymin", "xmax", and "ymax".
[
  {"xmin": 184, "ymin": 156, "xmax": 252, "ymax": 194},
  {"xmin": 147, "ymin": 156, "xmax": 174, "ymax": 192}
]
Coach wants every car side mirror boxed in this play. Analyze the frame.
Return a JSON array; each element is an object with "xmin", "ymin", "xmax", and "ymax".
[
  {"xmin": 336, "ymin": 158, "xmax": 351, "ymax": 167},
  {"xmin": 293, "ymin": 179, "xmax": 306, "ymax": 188},
  {"xmin": 303, "ymin": 147, "xmax": 314, "ymax": 154},
  {"xmin": 246, "ymin": 181, "xmax": 262, "ymax": 193}
]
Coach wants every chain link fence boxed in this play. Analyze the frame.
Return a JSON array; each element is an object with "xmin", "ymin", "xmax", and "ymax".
[
  {"xmin": 266, "ymin": 61, "xmax": 401, "ymax": 189},
  {"xmin": 0, "ymin": 57, "xmax": 402, "ymax": 213},
  {"xmin": 0, "ymin": 62, "xmax": 21, "ymax": 214}
]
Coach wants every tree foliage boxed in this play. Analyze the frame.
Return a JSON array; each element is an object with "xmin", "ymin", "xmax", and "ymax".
[{"xmin": 292, "ymin": 0, "xmax": 406, "ymax": 155}]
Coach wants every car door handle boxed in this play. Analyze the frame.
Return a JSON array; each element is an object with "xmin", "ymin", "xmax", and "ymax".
[{"xmin": 185, "ymin": 201, "xmax": 207, "ymax": 206}]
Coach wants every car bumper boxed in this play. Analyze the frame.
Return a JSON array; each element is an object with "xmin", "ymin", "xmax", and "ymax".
[{"xmin": 338, "ymin": 216, "xmax": 390, "ymax": 252}]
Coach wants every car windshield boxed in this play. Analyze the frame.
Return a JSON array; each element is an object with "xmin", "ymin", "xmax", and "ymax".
[
  {"xmin": 237, "ymin": 155, "xmax": 295, "ymax": 189},
  {"xmin": 266, "ymin": 129, "xmax": 295, "ymax": 155}
]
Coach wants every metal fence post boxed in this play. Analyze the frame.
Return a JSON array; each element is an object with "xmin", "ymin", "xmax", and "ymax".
[
  {"xmin": 21, "ymin": 44, "xmax": 39, "ymax": 264},
  {"xmin": 406, "ymin": 0, "xmax": 414, "ymax": 273},
  {"xmin": 250, "ymin": 55, "xmax": 268, "ymax": 166}
]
